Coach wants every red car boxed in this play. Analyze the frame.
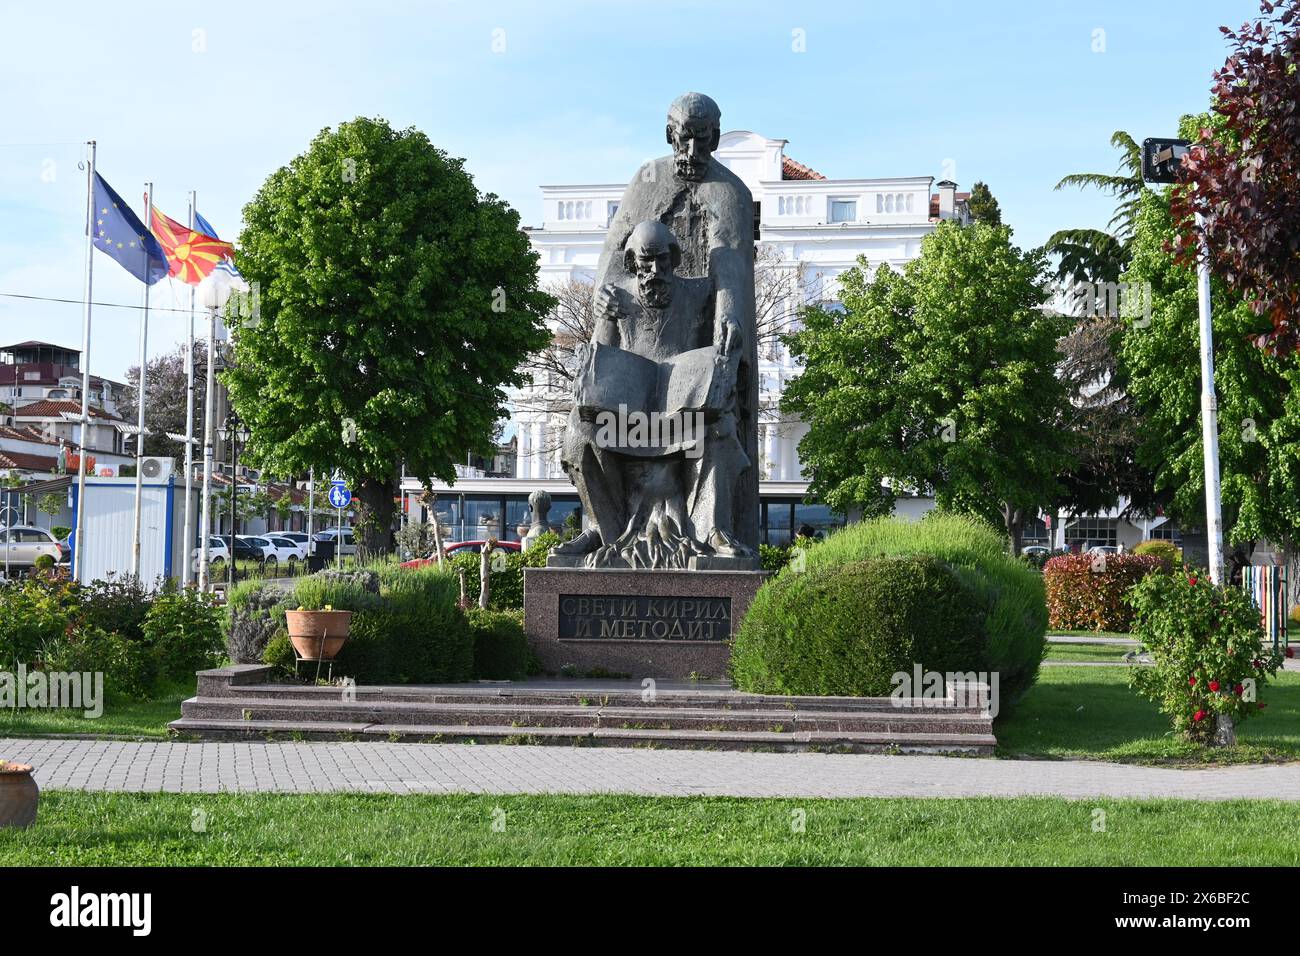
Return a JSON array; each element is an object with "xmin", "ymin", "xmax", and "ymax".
[{"xmin": 400, "ymin": 539, "xmax": 522, "ymax": 569}]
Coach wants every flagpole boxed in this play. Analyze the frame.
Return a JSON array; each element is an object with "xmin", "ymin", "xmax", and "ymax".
[
  {"xmin": 73, "ymin": 140, "xmax": 96, "ymax": 586},
  {"xmin": 130, "ymin": 182, "xmax": 153, "ymax": 579},
  {"xmin": 181, "ymin": 190, "xmax": 197, "ymax": 585},
  {"xmin": 198, "ymin": 294, "xmax": 216, "ymax": 591}
]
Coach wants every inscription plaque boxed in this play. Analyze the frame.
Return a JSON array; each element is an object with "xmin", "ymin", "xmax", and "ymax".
[{"xmin": 557, "ymin": 594, "xmax": 732, "ymax": 641}]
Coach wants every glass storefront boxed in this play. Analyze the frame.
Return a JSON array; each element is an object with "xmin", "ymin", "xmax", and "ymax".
[{"xmin": 422, "ymin": 491, "xmax": 841, "ymax": 547}]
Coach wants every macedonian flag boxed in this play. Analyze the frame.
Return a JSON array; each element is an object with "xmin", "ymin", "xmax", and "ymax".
[{"xmin": 149, "ymin": 206, "xmax": 236, "ymax": 286}]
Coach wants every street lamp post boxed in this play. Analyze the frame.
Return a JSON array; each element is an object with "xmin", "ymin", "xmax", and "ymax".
[{"xmin": 218, "ymin": 410, "xmax": 249, "ymax": 590}]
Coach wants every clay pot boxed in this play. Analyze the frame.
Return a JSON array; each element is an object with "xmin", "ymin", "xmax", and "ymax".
[
  {"xmin": 285, "ymin": 609, "xmax": 353, "ymax": 660},
  {"xmin": 0, "ymin": 763, "xmax": 39, "ymax": 830}
]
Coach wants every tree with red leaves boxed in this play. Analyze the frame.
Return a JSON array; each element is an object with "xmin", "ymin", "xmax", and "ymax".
[{"xmin": 1173, "ymin": 0, "xmax": 1300, "ymax": 353}]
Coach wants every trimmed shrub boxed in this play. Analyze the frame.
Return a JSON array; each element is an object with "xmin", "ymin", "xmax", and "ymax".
[
  {"xmin": 1129, "ymin": 570, "xmax": 1284, "ymax": 743},
  {"xmin": 1134, "ymin": 539, "xmax": 1181, "ymax": 565},
  {"xmin": 33, "ymin": 555, "xmax": 55, "ymax": 572},
  {"xmin": 326, "ymin": 566, "xmax": 472, "ymax": 684},
  {"xmin": 775, "ymin": 513, "xmax": 1048, "ymax": 703},
  {"xmin": 1044, "ymin": 552, "xmax": 1169, "ymax": 632},
  {"xmin": 732, "ymin": 557, "xmax": 988, "ymax": 696},
  {"xmin": 143, "ymin": 584, "xmax": 224, "ymax": 683},
  {"xmin": 467, "ymin": 608, "xmax": 528, "ymax": 680},
  {"xmin": 446, "ymin": 549, "xmax": 525, "ymax": 611}
]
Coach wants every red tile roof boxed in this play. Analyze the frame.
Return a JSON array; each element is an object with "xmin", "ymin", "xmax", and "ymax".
[
  {"xmin": 12, "ymin": 399, "xmax": 122, "ymax": 421},
  {"xmin": 782, "ymin": 156, "xmax": 826, "ymax": 181},
  {"xmin": 0, "ymin": 425, "xmax": 56, "ymax": 445},
  {"xmin": 0, "ymin": 450, "xmax": 59, "ymax": 472}
]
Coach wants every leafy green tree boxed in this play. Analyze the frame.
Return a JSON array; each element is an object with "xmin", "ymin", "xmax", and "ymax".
[
  {"xmin": 965, "ymin": 181, "xmax": 1002, "ymax": 226},
  {"xmin": 226, "ymin": 117, "xmax": 552, "ymax": 554},
  {"xmin": 1120, "ymin": 181, "xmax": 1299, "ymax": 577},
  {"xmin": 783, "ymin": 221, "xmax": 1071, "ymax": 553}
]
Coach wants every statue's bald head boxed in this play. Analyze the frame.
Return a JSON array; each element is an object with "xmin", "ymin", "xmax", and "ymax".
[
  {"xmin": 624, "ymin": 220, "xmax": 680, "ymax": 308},
  {"xmin": 666, "ymin": 92, "xmax": 721, "ymax": 182}
]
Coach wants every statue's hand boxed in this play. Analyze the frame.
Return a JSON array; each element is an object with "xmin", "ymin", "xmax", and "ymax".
[{"xmin": 595, "ymin": 284, "xmax": 624, "ymax": 322}]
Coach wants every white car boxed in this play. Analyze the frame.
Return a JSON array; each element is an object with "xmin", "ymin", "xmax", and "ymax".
[
  {"xmin": 242, "ymin": 535, "xmax": 304, "ymax": 572},
  {"xmin": 313, "ymin": 527, "xmax": 356, "ymax": 558},
  {"xmin": 1, "ymin": 525, "xmax": 63, "ymax": 572},
  {"xmin": 266, "ymin": 535, "xmax": 308, "ymax": 569},
  {"xmin": 278, "ymin": 531, "xmax": 314, "ymax": 555},
  {"xmin": 191, "ymin": 535, "xmax": 231, "ymax": 574}
]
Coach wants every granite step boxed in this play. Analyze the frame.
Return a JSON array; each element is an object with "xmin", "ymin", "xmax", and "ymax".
[
  {"xmin": 167, "ymin": 717, "xmax": 996, "ymax": 754},
  {"xmin": 193, "ymin": 682, "xmax": 990, "ymax": 715},
  {"xmin": 179, "ymin": 696, "xmax": 992, "ymax": 735}
]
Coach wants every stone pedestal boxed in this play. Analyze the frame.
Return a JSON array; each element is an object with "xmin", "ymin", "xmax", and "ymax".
[{"xmin": 523, "ymin": 567, "xmax": 767, "ymax": 680}]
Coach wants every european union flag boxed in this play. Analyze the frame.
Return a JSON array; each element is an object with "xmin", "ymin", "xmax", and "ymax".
[{"xmin": 90, "ymin": 172, "xmax": 169, "ymax": 285}]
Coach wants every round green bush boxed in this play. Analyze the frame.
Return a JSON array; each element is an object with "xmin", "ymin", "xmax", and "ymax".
[
  {"xmin": 735, "ymin": 513, "xmax": 1048, "ymax": 703},
  {"xmin": 732, "ymin": 556, "xmax": 988, "ymax": 696}
]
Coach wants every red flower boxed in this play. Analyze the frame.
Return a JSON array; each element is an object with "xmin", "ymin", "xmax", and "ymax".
[
  {"xmin": 1258, "ymin": 703, "xmax": 1268, "ymax": 711},
  {"xmin": 1209, "ymin": 680, "xmax": 1221, "ymax": 692},
  {"xmin": 1234, "ymin": 684, "xmax": 1244, "ymax": 696},
  {"xmin": 1188, "ymin": 575, "xmax": 1198, "ymax": 585},
  {"xmin": 1188, "ymin": 676, "xmax": 1197, "ymax": 686},
  {"xmin": 1193, "ymin": 709, "xmax": 1207, "ymax": 722}
]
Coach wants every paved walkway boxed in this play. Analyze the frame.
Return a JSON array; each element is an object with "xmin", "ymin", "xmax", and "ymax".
[{"xmin": 4, "ymin": 738, "xmax": 1299, "ymax": 800}]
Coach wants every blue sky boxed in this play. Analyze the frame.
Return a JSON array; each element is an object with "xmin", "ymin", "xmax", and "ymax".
[{"xmin": 0, "ymin": 0, "xmax": 1263, "ymax": 383}]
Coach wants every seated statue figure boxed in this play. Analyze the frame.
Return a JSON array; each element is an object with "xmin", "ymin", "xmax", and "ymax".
[{"xmin": 551, "ymin": 220, "xmax": 752, "ymax": 569}]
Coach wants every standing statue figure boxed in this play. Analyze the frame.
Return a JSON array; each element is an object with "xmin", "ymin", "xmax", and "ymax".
[{"xmin": 549, "ymin": 93, "xmax": 759, "ymax": 570}]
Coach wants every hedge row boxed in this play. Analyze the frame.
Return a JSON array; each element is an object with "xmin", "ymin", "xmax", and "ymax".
[{"xmin": 1043, "ymin": 552, "xmax": 1169, "ymax": 632}]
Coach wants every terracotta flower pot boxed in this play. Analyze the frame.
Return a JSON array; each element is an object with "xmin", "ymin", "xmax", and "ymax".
[
  {"xmin": 0, "ymin": 763, "xmax": 39, "ymax": 830},
  {"xmin": 285, "ymin": 609, "xmax": 353, "ymax": 660}
]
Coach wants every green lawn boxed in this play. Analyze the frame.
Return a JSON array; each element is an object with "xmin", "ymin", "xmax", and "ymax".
[
  {"xmin": 1043, "ymin": 643, "xmax": 1137, "ymax": 663},
  {"xmin": 0, "ymin": 682, "xmax": 191, "ymax": 739},
  {"xmin": 1048, "ymin": 630, "xmax": 1135, "ymax": 640},
  {"xmin": 3, "ymin": 791, "xmax": 1297, "ymax": 866},
  {"xmin": 996, "ymin": 666, "xmax": 1300, "ymax": 764}
]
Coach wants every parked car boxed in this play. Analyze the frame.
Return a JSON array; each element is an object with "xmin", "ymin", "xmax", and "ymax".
[
  {"xmin": 1085, "ymin": 544, "xmax": 1124, "ymax": 555},
  {"xmin": 399, "ymin": 539, "xmax": 522, "ymax": 570},
  {"xmin": 1021, "ymin": 545, "xmax": 1050, "ymax": 557},
  {"xmin": 263, "ymin": 535, "xmax": 308, "ymax": 572},
  {"xmin": 278, "ymin": 531, "xmax": 314, "ymax": 555},
  {"xmin": 191, "ymin": 535, "xmax": 232, "ymax": 574},
  {"xmin": 219, "ymin": 535, "xmax": 266, "ymax": 562},
  {"xmin": 0, "ymin": 525, "xmax": 62, "ymax": 572},
  {"xmin": 313, "ymin": 527, "xmax": 357, "ymax": 558}
]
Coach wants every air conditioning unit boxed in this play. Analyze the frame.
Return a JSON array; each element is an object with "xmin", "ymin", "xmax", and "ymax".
[{"xmin": 140, "ymin": 456, "xmax": 175, "ymax": 480}]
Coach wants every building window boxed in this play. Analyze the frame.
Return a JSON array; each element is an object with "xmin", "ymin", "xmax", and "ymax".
[
  {"xmin": 1150, "ymin": 521, "xmax": 1181, "ymax": 543},
  {"xmin": 1064, "ymin": 518, "xmax": 1117, "ymax": 548},
  {"xmin": 752, "ymin": 201, "xmax": 761, "ymax": 242},
  {"xmin": 606, "ymin": 201, "xmax": 619, "ymax": 227},
  {"xmin": 1022, "ymin": 517, "xmax": 1049, "ymax": 545},
  {"xmin": 829, "ymin": 199, "xmax": 857, "ymax": 223}
]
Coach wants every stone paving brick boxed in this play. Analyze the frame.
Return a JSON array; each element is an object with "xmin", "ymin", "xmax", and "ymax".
[{"xmin": 3, "ymin": 737, "xmax": 1300, "ymax": 800}]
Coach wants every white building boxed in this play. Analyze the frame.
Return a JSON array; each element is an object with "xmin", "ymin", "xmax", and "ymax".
[{"xmin": 499, "ymin": 130, "xmax": 968, "ymax": 544}]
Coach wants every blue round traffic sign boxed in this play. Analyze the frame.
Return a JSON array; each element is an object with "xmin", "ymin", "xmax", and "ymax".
[{"xmin": 328, "ymin": 483, "xmax": 352, "ymax": 509}]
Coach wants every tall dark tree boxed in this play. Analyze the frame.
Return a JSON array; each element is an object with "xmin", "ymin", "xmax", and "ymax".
[
  {"xmin": 1045, "ymin": 131, "xmax": 1145, "ymax": 288},
  {"xmin": 1173, "ymin": 0, "xmax": 1300, "ymax": 353},
  {"xmin": 226, "ymin": 117, "xmax": 553, "ymax": 555},
  {"xmin": 965, "ymin": 181, "xmax": 1002, "ymax": 226}
]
